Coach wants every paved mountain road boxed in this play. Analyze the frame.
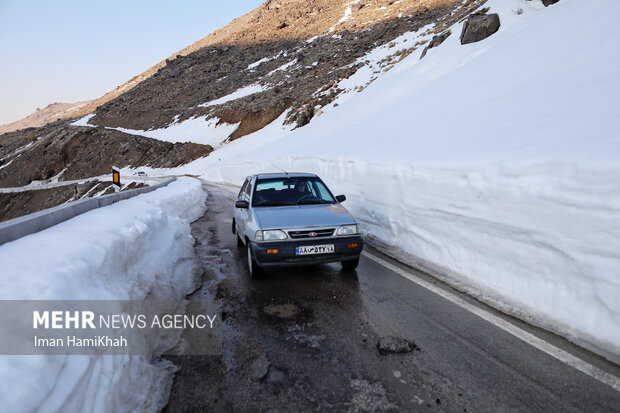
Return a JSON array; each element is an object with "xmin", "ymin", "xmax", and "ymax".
[{"xmin": 163, "ymin": 182, "xmax": 620, "ymax": 412}]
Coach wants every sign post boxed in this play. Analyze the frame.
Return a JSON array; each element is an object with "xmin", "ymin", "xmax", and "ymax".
[{"xmin": 112, "ymin": 166, "xmax": 121, "ymax": 192}]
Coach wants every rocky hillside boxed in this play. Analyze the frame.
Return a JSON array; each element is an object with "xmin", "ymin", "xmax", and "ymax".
[
  {"xmin": 0, "ymin": 0, "xmax": 492, "ymax": 190},
  {"xmin": 0, "ymin": 101, "xmax": 91, "ymax": 135},
  {"xmin": 0, "ymin": 123, "xmax": 211, "ymax": 187},
  {"xmin": 38, "ymin": 0, "xmax": 477, "ymax": 125},
  {"xmin": 91, "ymin": 0, "xmax": 486, "ymax": 137}
]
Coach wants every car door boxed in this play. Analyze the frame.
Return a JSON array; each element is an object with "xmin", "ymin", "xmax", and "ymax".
[{"xmin": 235, "ymin": 177, "xmax": 253, "ymax": 238}]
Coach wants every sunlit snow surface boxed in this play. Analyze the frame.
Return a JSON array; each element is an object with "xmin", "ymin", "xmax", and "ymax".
[
  {"xmin": 199, "ymin": 83, "xmax": 269, "ymax": 107},
  {"xmin": 70, "ymin": 113, "xmax": 96, "ymax": 128},
  {"xmin": 164, "ymin": 0, "xmax": 620, "ymax": 357},
  {"xmin": 4, "ymin": 1, "xmax": 620, "ymax": 409},
  {"xmin": 107, "ymin": 116, "xmax": 240, "ymax": 147},
  {"xmin": 0, "ymin": 178, "xmax": 206, "ymax": 412}
]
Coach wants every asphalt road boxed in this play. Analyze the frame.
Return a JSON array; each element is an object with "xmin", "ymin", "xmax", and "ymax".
[{"xmin": 163, "ymin": 182, "xmax": 620, "ymax": 412}]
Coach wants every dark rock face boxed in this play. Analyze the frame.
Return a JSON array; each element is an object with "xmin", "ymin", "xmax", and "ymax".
[
  {"xmin": 420, "ymin": 30, "xmax": 451, "ymax": 59},
  {"xmin": 542, "ymin": 0, "xmax": 560, "ymax": 6},
  {"xmin": 0, "ymin": 124, "xmax": 213, "ymax": 187},
  {"xmin": 460, "ymin": 13, "xmax": 500, "ymax": 45},
  {"xmin": 377, "ymin": 336, "xmax": 416, "ymax": 354}
]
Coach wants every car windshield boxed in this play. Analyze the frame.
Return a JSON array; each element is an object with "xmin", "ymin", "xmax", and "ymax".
[{"xmin": 252, "ymin": 177, "xmax": 336, "ymax": 207}]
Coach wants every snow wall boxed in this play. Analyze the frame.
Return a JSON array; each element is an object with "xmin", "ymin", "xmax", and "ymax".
[
  {"xmin": 0, "ymin": 177, "xmax": 206, "ymax": 412},
  {"xmin": 193, "ymin": 0, "xmax": 620, "ymax": 360}
]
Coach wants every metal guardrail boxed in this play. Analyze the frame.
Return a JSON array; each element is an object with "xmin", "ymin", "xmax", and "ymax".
[
  {"xmin": 0, "ymin": 178, "xmax": 176, "ymax": 246},
  {"xmin": 0, "ymin": 175, "xmax": 169, "ymax": 193}
]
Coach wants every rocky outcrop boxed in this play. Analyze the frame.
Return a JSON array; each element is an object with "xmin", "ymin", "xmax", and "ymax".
[
  {"xmin": 265, "ymin": 0, "xmax": 284, "ymax": 11},
  {"xmin": 89, "ymin": 0, "xmax": 489, "ymax": 136},
  {"xmin": 420, "ymin": 30, "xmax": 451, "ymax": 59},
  {"xmin": 0, "ymin": 101, "xmax": 90, "ymax": 135},
  {"xmin": 0, "ymin": 124, "xmax": 212, "ymax": 187},
  {"xmin": 460, "ymin": 13, "xmax": 500, "ymax": 45}
]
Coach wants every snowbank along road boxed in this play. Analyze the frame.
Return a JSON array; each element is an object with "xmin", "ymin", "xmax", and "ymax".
[{"xmin": 162, "ymin": 182, "xmax": 620, "ymax": 412}]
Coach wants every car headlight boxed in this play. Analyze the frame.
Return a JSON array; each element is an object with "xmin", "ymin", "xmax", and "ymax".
[
  {"xmin": 337, "ymin": 224, "xmax": 359, "ymax": 236},
  {"xmin": 255, "ymin": 230, "xmax": 288, "ymax": 241}
]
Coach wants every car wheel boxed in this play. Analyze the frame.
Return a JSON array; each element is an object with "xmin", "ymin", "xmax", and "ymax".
[
  {"xmin": 237, "ymin": 234, "xmax": 244, "ymax": 248},
  {"xmin": 341, "ymin": 258, "xmax": 359, "ymax": 271},
  {"xmin": 247, "ymin": 244, "xmax": 263, "ymax": 279}
]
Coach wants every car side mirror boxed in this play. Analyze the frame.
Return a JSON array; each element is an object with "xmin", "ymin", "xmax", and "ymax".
[
  {"xmin": 335, "ymin": 195, "xmax": 346, "ymax": 203},
  {"xmin": 235, "ymin": 200, "xmax": 249, "ymax": 209}
]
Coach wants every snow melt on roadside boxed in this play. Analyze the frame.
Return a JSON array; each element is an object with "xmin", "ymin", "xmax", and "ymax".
[
  {"xmin": 108, "ymin": 116, "xmax": 239, "ymax": 147},
  {"xmin": 163, "ymin": 0, "xmax": 620, "ymax": 358},
  {"xmin": 0, "ymin": 177, "xmax": 207, "ymax": 412}
]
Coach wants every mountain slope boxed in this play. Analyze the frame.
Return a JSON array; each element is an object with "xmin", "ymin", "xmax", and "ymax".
[
  {"xmin": 89, "ymin": 0, "xmax": 480, "ymax": 137},
  {"xmin": 1, "ymin": 0, "xmax": 482, "ymax": 189},
  {"xmin": 149, "ymin": 0, "xmax": 619, "ymax": 361},
  {"xmin": 23, "ymin": 0, "xmax": 467, "ymax": 127},
  {"xmin": 0, "ymin": 101, "xmax": 90, "ymax": 135}
]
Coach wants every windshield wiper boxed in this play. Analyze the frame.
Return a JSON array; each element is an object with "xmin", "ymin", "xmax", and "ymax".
[
  {"xmin": 296, "ymin": 200, "xmax": 331, "ymax": 205},
  {"xmin": 254, "ymin": 202, "xmax": 296, "ymax": 207}
]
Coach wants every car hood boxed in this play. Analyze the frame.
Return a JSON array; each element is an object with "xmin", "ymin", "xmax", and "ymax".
[{"xmin": 254, "ymin": 204, "xmax": 356, "ymax": 229}]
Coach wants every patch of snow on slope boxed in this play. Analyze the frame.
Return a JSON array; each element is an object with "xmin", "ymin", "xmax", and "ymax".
[
  {"xmin": 199, "ymin": 83, "xmax": 269, "ymax": 107},
  {"xmin": 162, "ymin": 0, "xmax": 620, "ymax": 359},
  {"xmin": 267, "ymin": 59, "xmax": 298, "ymax": 77},
  {"xmin": 70, "ymin": 113, "xmax": 96, "ymax": 127},
  {"xmin": 0, "ymin": 155, "xmax": 18, "ymax": 170},
  {"xmin": 247, "ymin": 51, "xmax": 285, "ymax": 70},
  {"xmin": 329, "ymin": 0, "xmax": 361, "ymax": 32},
  {"xmin": 108, "ymin": 116, "xmax": 239, "ymax": 147},
  {"xmin": 0, "ymin": 177, "xmax": 206, "ymax": 412},
  {"xmin": 247, "ymin": 57, "xmax": 270, "ymax": 70}
]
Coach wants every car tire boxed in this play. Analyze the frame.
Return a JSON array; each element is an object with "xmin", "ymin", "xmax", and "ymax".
[
  {"xmin": 341, "ymin": 258, "xmax": 359, "ymax": 271},
  {"xmin": 233, "ymin": 219, "xmax": 244, "ymax": 248},
  {"xmin": 247, "ymin": 244, "xmax": 263, "ymax": 279}
]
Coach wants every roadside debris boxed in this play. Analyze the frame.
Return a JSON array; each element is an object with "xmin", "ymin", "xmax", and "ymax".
[
  {"xmin": 377, "ymin": 336, "xmax": 417, "ymax": 354},
  {"xmin": 263, "ymin": 303, "xmax": 300, "ymax": 319},
  {"xmin": 249, "ymin": 354, "xmax": 270, "ymax": 381}
]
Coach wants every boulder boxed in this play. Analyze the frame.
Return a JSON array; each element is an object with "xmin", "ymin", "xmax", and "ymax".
[
  {"xmin": 265, "ymin": 0, "xmax": 284, "ymax": 10},
  {"xmin": 377, "ymin": 336, "xmax": 416, "ymax": 354},
  {"xmin": 420, "ymin": 30, "xmax": 451, "ymax": 59},
  {"xmin": 249, "ymin": 354, "xmax": 270, "ymax": 380},
  {"xmin": 542, "ymin": 0, "xmax": 560, "ymax": 6},
  {"xmin": 460, "ymin": 13, "xmax": 500, "ymax": 45}
]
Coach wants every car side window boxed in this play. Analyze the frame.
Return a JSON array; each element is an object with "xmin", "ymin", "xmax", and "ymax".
[
  {"xmin": 244, "ymin": 178, "xmax": 253, "ymax": 199},
  {"xmin": 238, "ymin": 178, "xmax": 249, "ymax": 200}
]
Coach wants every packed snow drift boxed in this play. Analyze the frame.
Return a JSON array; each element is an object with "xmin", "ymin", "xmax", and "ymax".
[
  {"xmin": 134, "ymin": 0, "xmax": 620, "ymax": 359},
  {"xmin": 0, "ymin": 178, "xmax": 206, "ymax": 412}
]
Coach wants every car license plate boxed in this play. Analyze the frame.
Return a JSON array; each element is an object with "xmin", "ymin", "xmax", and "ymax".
[{"xmin": 295, "ymin": 244, "xmax": 335, "ymax": 255}]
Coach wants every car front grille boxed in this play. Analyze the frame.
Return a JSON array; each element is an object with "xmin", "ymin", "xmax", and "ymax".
[{"xmin": 288, "ymin": 228, "xmax": 335, "ymax": 239}]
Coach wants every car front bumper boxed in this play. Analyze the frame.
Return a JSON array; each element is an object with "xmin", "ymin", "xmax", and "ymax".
[{"xmin": 251, "ymin": 236, "xmax": 363, "ymax": 268}]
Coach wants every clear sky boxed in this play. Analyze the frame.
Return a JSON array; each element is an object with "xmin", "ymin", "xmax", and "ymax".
[{"xmin": 0, "ymin": 0, "xmax": 263, "ymax": 126}]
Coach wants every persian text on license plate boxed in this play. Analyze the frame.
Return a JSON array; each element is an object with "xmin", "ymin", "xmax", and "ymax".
[{"xmin": 295, "ymin": 244, "xmax": 335, "ymax": 255}]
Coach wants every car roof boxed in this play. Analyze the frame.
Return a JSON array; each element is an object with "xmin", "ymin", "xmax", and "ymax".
[{"xmin": 253, "ymin": 172, "xmax": 318, "ymax": 179}]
